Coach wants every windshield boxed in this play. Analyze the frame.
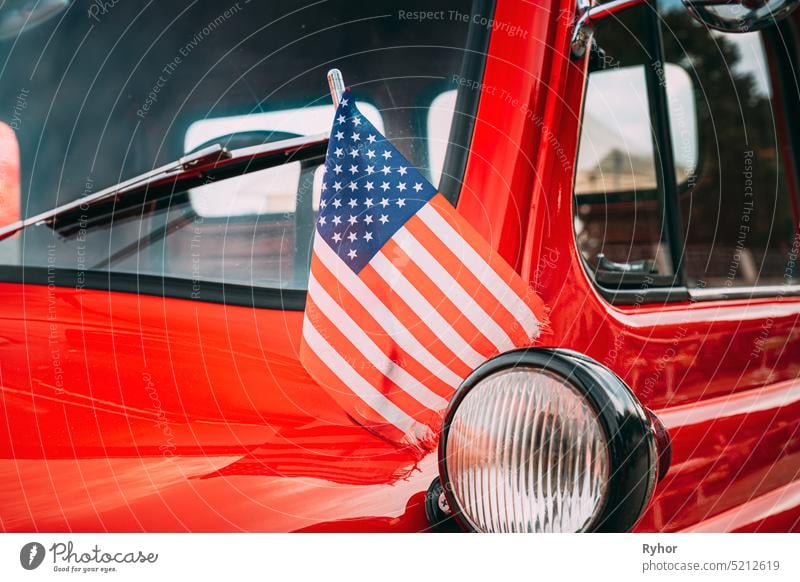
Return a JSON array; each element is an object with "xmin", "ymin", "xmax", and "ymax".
[{"xmin": 0, "ymin": 0, "xmax": 483, "ymax": 290}]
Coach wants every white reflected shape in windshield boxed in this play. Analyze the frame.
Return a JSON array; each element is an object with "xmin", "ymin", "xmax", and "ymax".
[
  {"xmin": 427, "ymin": 89, "xmax": 457, "ymax": 188},
  {"xmin": 185, "ymin": 103, "xmax": 384, "ymax": 217},
  {"xmin": 184, "ymin": 102, "xmax": 385, "ymax": 151},
  {"xmin": 713, "ymin": 30, "xmax": 771, "ymax": 98}
]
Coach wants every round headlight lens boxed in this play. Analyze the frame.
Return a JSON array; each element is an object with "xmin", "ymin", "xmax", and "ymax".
[{"xmin": 443, "ymin": 367, "xmax": 609, "ymax": 532}]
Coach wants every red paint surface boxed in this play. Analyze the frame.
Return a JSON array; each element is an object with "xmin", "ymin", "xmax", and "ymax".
[{"xmin": 1, "ymin": 0, "xmax": 799, "ymax": 532}]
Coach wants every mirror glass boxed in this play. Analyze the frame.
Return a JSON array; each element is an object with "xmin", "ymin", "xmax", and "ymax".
[
  {"xmin": 576, "ymin": 64, "xmax": 698, "ymax": 194},
  {"xmin": 683, "ymin": 0, "xmax": 800, "ymax": 32}
]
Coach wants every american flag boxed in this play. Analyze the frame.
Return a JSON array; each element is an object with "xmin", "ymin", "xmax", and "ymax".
[{"xmin": 300, "ymin": 90, "xmax": 546, "ymax": 449}]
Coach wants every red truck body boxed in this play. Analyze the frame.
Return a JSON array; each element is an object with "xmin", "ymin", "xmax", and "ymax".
[{"xmin": 2, "ymin": 0, "xmax": 799, "ymax": 532}]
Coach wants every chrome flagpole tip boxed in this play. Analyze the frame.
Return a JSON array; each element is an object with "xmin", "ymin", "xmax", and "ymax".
[{"xmin": 327, "ymin": 68, "xmax": 345, "ymax": 107}]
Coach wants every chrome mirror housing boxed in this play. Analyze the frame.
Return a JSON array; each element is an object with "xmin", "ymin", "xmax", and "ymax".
[
  {"xmin": 571, "ymin": 0, "xmax": 800, "ymax": 59},
  {"xmin": 682, "ymin": 0, "xmax": 800, "ymax": 32},
  {"xmin": 571, "ymin": 0, "xmax": 649, "ymax": 58}
]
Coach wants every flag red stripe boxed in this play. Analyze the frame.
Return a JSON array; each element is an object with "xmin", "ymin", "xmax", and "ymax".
[
  {"xmin": 300, "ymin": 315, "xmax": 414, "ymax": 440},
  {"xmin": 305, "ymin": 296, "xmax": 445, "ymax": 426},
  {"xmin": 309, "ymin": 256, "xmax": 455, "ymax": 401},
  {"xmin": 427, "ymin": 194, "xmax": 545, "ymax": 330},
  {"xmin": 311, "ymin": 236, "xmax": 465, "ymax": 388},
  {"xmin": 358, "ymin": 261, "xmax": 477, "ymax": 378},
  {"xmin": 404, "ymin": 213, "xmax": 536, "ymax": 346},
  {"xmin": 378, "ymin": 239, "xmax": 501, "ymax": 359},
  {"xmin": 392, "ymin": 225, "xmax": 516, "ymax": 352}
]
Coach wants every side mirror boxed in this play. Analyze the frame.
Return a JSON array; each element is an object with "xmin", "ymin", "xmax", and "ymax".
[
  {"xmin": 682, "ymin": 0, "xmax": 800, "ymax": 33},
  {"xmin": 572, "ymin": 0, "xmax": 800, "ymax": 58},
  {"xmin": 576, "ymin": 63, "xmax": 698, "ymax": 198}
]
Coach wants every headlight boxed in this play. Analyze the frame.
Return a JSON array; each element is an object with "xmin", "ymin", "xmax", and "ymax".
[{"xmin": 437, "ymin": 348, "xmax": 666, "ymax": 533}]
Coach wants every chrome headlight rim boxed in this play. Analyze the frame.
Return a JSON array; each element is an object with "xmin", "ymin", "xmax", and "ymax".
[{"xmin": 438, "ymin": 347, "xmax": 659, "ymax": 533}]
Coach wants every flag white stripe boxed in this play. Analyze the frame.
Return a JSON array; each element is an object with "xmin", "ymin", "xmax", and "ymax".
[
  {"xmin": 302, "ymin": 317, "xmax": 417, "ymax": 434},
  {"xmin": 370, "ymin": 251, "xmax": 486, "ymax": 369},
  {"xmin": 313, "ymin": 237, "xmax": 462, "ymax": 388},
  {"xmin": 418, "ymin": 204, "xmax": 540, "ymax": 338},
  {"xmin": 394, "ymin": 227, "xmax": 515, "ymax": 353},
  {"xmin": 308, "ymin": 273, "xmax": 449, "ymax": 411}
]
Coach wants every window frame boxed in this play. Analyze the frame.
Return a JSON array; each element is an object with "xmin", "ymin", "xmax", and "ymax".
[{"xmin": 577, "ymin": 6, "xmax": 800, "ymax": 305}]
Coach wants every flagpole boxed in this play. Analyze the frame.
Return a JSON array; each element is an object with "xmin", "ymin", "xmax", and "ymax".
[{"xmin": 327, "ymin": 69, "xmax": 345, "ymax": 107}]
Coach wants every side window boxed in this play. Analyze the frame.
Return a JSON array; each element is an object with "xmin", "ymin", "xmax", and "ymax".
[{"xmin": 575, "ymin": 0, "xmax": 800, "ymax": 297}]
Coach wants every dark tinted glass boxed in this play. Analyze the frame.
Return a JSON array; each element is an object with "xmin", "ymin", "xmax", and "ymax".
[{"xmin": 660, "ymin": 0, "xmax": 799, "ymax": 289}]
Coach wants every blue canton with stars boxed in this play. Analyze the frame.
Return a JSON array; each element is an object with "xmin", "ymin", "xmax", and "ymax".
[{"xmin": 317, "ymin": 91, "xmax": 437, "ymax": 273}]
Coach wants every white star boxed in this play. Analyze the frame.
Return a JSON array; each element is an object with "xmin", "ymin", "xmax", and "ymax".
[
  {"xmin": 351, "ymin": 132, "xmax": 360, "ymax": 142},
  {"xmin": 367, "ymin": 134, "xmax": 377, "ymax": 144},
  {"xmin": 347, "ymin": 248, "xmax": 357, "ymax": 260},
  {"xmin": 348, "ymin": 182, "xmax": 358, "ymax": 192},
  {"xmin": 347, "ymin": 215, "xmax": 358, "ymax": 225},
  {"xmin": 349, "ymin": 165, "xmax": 358, "ymax": 175},
  {"xmin": 366, "ymin": 150, "xmax": 376, "ymax": 159},
  {"xmin": 398, "ymin": 166, "xmax": 407, "ymax": 176},
  {"xmin": 379, "ymin": 214, "xmax": 389, "ymax": 224},
  {"xmin": 348, "ymin": 198, "xmax": 358, "ymax": 208},
  {"xmin": 397, "ymin": 182, "xmax": 407, "ymax": 192},
  {"xmin": 320, "ymin": 199, "xmax": 327, "ymax": 209},
  {"xmin": 382, "ymin": 150, "xmax": 392, "ymax": 160},
  {"xmin": 397, "ymin": 198, "xmax": 406, "ymax": 208},
  {"xmin": 337, "ymin": 114, "xmax": 346, "ymax": 124},
  {"xmin": 365, "ymin": 182, "xmax": 374, "ymax": 192},
  {"xmin": 335, "ymin": 131, "xmax": 344, "ymax": 140},
  {"xmin": 347, "ymin": 231, "xmax": 357, "ymax": 242},
  {"xmin": 333, "ymin": 165, "xmax": 342, "ymax": 175},
  {"xmin": 364, "ymin": 197, "xmax": 374, "ymax": 206},
  {"xmin": 321, "ymin": 181, "xmax": 327, "ymax": 192},
  {"xmin": 413, "ymin": 182, "xmax": 423, "ymax": 192},
  {"xmin": 352, "ymin": 116, "xmax": 361, "ymax": 125},
  {"xmin": 318, "ymin": 216, "xmax": 326, "ymax": 226},
  {"xmin": 332, "ymin": 197, "xmax": 342, "ymax": 208},
  {"xmin": 381, "ymin": 166, "xmax": 391, "ymax": 176},
  {"xmin": 334, "ymin": 147, "xmax": 343, "ymax": 157},
  {"xmin": 380, "ymin": 197, "xmax": 390, "ymax": 207},
  {"xmin": 364, "ymin": 232, "xmax": 373, "ymax": 242},
  {"xmin": 341, "ymin": 97, "xmax": 348, "ymax": 106},
  {"xmin": 364, "ymin": 214, "xmax": 374, "ymax": 224},
  {"xmin": 332, "ymin": 232, "xmax": 342, "ymax": 242},
  {"xmin": 365, "ymin": 165, "xmax": 375, "ymax": 175},
  {"xmin": 333, "ymin": 182, "xmax": 342, "ymax": 192},
  {"xmin": 349, "ymin": 149, "xmax": 359, "ymax": 158},
  {"xmin": 380, "ymin": 182, "xmax": 390, "ymax": 192},
  {"xmin": 332, "ymin": 215, "xmax": 342, "ymax": 225}
]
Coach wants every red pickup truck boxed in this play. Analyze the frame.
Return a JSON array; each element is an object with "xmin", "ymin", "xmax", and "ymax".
[{"xmin": 1, "ymin": 0, "xmax": 799, "ymax": 532}]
